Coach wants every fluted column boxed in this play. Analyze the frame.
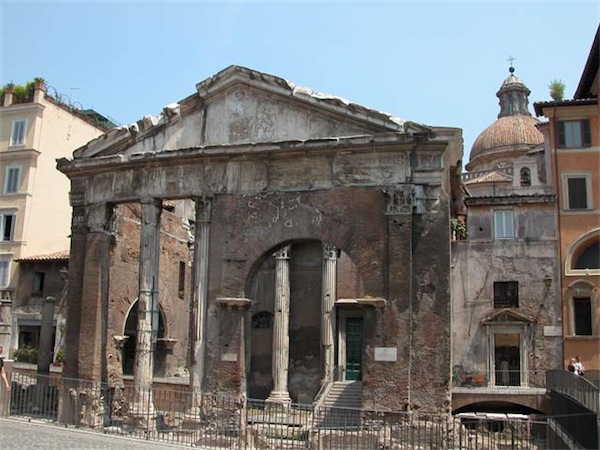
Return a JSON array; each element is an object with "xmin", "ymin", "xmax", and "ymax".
[
  {"xmin": 133, "ymin": 199, "xmax": 162, "ymax": 423},
  {"xmin": 321, "ymin": 243, "xmax": 338, "ymax": 382},
  {"xmin": 267, "ymin": 245, "xmax": 292, "ymax": 405},
  {"xmin": 191, "ymin": 196, "xmax": 211, "ymax": 403}
]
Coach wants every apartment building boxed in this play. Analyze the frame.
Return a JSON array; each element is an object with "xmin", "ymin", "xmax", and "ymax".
[
  {"xmin": 534, "ymin": 25, "xmax": 599, "ymax": 372},
  {"xmin": 0, "ymin": 79, "xmax": 114, "ymax": 351}
]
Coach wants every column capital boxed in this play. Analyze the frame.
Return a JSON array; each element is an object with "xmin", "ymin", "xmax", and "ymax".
[
  {"xmin": 87, "ymin": 203, "xmax": 114, "ymax": 234},
  {"xmin": 71, "ymin": 205, "xmax": 87, "ymax": 235},
  {"xmin": 323, "ymin": 243, "xmax": 340, "ymax": 260},
  {"xmin": 384, "ymin": 185, "xmax": 414, "ymax": 215},
  {"xmin": 274, "ymin": 245, "xmax": 291, "ymax": 260},
  {"xmin": 194, "ymin": 196, "xmax": 212, "ymax": 223}
]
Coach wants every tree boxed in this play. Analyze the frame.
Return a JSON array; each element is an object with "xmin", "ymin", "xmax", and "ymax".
[{"xmin": 548, "ymin": 79, "xmax": 565, "ymax": 101}]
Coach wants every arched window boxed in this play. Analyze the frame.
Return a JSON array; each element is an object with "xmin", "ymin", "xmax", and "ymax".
[
  {"xmin": 122, "ymin": 301, "xmax": 166, "ymax": 376},
  {"xmin": 519, "ymin": 168, "xmax": 531, "ymax": 187},
  {"xmin": 574, "ymin": 241, "xmax": 599, "ymax": 270}
]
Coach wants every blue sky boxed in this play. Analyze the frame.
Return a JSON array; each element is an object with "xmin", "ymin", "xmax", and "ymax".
[{"xmin": 1, "ymin": 1, "xmax": 598, "ymax": 163}]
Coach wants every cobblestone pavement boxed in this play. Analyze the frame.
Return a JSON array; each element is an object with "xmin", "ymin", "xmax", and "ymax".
[{"xmin": 0, "ymin": 418, "xmax": 196, "ymax": 449}]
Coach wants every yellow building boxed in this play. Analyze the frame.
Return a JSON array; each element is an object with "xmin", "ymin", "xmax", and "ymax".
[
  {"xmin": 535, "ymin": 26, "xmax": 599, "ymax": 372},
  {"xmin": 0, "ymin": 79, "xmax": 113, "ymax": 349}
]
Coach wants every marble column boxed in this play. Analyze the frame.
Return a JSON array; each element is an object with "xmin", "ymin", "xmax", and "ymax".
[
  {"xmin": 266, "ymin": 245, "xmax": 292, "ymax": 405},
  {"xmin": 133, "ymin": 199, "xmax": 162, "ymax": 423},
  {"xmin": 191, "ymin": 197, "xmax": 211, "ymax": 403},
  {"xmin": 321, "ymin": 243, "xmax": 338, "ymax": 382}
]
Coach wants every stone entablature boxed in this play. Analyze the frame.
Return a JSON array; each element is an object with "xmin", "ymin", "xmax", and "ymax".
[{"xmin": 58, "ymin": 133, "xmax": 450, "ymax": 207}]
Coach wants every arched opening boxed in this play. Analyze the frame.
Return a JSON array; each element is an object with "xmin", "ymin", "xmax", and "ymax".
[
  {"xmin": 565, "ymin": 229, "xmax": 600, "ymax": 276},
  {"xmin": 519, "ymin": 168, "xmax": 531, "ymax": 187},
  {"xmin": 245, "ymin": 239, "xmax": 364, "ymax": 402},
  {"xmin": 122, "ymin": 300, "xmax": 166, "ymax": 377},
  {"xmin": 573, "ymin": 241, "xmax": 600, "ymax": 270}
]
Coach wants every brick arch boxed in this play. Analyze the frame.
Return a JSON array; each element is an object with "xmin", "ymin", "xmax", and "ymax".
[
  {"xmin": 211, "ymin": 188, "xmax": 387, "ymax": 299},
  {"xmin": 452, "ymin": 394, "xmax": 551, "ymax": 415}
]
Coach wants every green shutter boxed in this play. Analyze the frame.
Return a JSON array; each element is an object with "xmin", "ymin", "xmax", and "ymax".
[
  {"xmin": 582, "ymin": 119, "xmax": 591, "ymax": 146},
  {"xmin": 556, "ymin": 121, "xmax": 565, "ymax": 147}
]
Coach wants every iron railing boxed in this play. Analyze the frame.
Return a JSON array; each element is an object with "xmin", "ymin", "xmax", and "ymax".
[
  {"xmin": 546, "ymin": 369, "xmax": 600, "ymax": 415},
  {"xmin": 453, "ymin": 368, "xmax": 547, "ymax": 389},
  {"xmin": 4, "ymin": 369, "xmax": 596, "ymax": 449}
]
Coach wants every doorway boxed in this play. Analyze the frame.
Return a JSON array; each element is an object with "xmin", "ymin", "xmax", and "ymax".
[
  {"xmin": 494, "ymin": 332, "xmax": 521, "ymax": 386},
  {"xmin": 345, "ymin": 317, "xmax": 363, "ymax": 381}
]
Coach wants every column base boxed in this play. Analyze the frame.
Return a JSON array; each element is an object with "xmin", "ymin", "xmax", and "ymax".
[{"xmin": 266, "ymin": 391, "xmax": 291, "ymax": 406}]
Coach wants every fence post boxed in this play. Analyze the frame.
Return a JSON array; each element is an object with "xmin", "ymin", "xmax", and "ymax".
[{"xmin": 0, "ymin": 359, "xmax": 12, "ymax": 417}]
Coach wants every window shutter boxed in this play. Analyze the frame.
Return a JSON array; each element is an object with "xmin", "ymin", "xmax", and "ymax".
[
  {"xmin": 582, "ymin": 119, "xmax": 591, "ymax": 146},
  {"xmin": 556, "ymin": 121, "xmax": 566, "ymax": 147}
]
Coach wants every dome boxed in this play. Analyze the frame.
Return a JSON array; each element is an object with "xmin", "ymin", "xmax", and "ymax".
[
  {"xmin": 467, "ymin": 67, "xmax": 544, "ymax": 171},
  {"xmin": 468, "ymin": 115, "xmax": 544, "ymax": 168}
]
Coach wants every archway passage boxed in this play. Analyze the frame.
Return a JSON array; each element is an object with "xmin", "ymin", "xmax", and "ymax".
[
  {"xmin": 122, "ymin": 301, "xmax": 166, "ymax": 377},
  {"xmin": 246, "ymin": 240, "xmax": 363, "ymax": 403}
]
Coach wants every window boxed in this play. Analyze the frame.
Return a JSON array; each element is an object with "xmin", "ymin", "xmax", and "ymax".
[
  {"xmin": 0, "ymin": 211, "xmax": 16, "ymax": 241},
  {"xmin": 494, "ymin": 210, "xmax": 514, "ymax": 239},
  {"xmin": 557, "ymin": 119, "xmax": 591, "ymax": 148},
  {"xmin": 564, "ymin": 175, "xmax": 590, "ymax": 210},
  {"xmin": 32, "ymin": 272, "xmax": 45, "ymax": 296},
  {"xmin": 574, "ymin": 242, "xmax": 600, "ymax": 270},
  {"xmin": 519, "ymin": 168, "xmax": 531, "ymax": 187},
  {"xmin": 494, "ymin": 281, "xmax": 519, "ymax": 308},
  {"xmin": 0, "ymin": 256, "xmax": 11, "ymax": 288},
  {"xmin": 178, "ymin": 261, "xmax": 185, "ymax": 298},
  {"xmin": 4, "ymin": 166, "xmax": 21, "ymax": 194},
  {"xmin": 9, "ymin": 120, "xmax": 27, "ymax": 147},
  {"xmin": 573, "ymin": 297, "xmax": 592, "ymax": 336}
]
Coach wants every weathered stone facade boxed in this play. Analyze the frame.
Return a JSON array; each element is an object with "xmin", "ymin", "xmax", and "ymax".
[
  {"xmin": 451, "ymin": 68, "xmax": 562, "ymax": 413},
  {"xmin": 58, "ymin": 66, "xmax": 462, "ymax": 413}
]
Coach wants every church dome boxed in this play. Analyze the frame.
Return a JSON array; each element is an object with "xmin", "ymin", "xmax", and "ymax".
[{"xmin": 467, "ymin": 67, "xmax": 544, "ymax": 171}]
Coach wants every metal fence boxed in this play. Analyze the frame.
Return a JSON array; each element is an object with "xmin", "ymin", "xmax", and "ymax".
[
  {"xmin": 453, "ymin": 368, "xmax": 547, "ymax": 389},
  {"xmin": 4, "ymin": 370, "xmax": 594, "ymax": 449}
]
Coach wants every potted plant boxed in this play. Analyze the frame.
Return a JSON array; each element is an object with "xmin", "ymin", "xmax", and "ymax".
[{"xmin": 33, "ymin": 77, "xmax": 47, "ymax": 91}]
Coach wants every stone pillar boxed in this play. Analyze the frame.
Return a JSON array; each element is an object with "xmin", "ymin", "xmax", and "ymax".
[
  {"xmin": 267, "ymin": 245, "xmax": 292, "ymax": 405},
  {"xmin": 63, "ymin": 201, "xmax": 87, "ymax": 380},
  {"xmin": 59, "ymin": 194, "xmax": 88, "ymax": 425},
  {"xmin": 191, "ymin": 197, "xmax": 211, "ymax": 403},
  {"xmin": 37, "ymin": 296, "xmax": 56, "ymax": 380},
  {"xmin": 384, "ymin": 186, "xmax": 413, "ymax": 409},
  {"xmin": 0, "ymin": 299, "xmax": 12, "ymax": 353},
  {"xmin": 321, "ymin": 243, "xmax": 338, "ymax": 382},
  {"xmin": 78, "ymin": 203, "xmax": 113, "ymax": 382},
  {"xmin": 132, "ymin": 198, "xmax": 162, "ymax": 425}
]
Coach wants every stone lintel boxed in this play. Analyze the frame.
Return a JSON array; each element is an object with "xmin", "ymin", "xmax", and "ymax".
[
  {"xmin": 336, "ymin": 297, "xmax": 387, "ymax": 308},
  {"xmin": 216, "ymin": 297, "xmax": 252, "ymax": 308}
]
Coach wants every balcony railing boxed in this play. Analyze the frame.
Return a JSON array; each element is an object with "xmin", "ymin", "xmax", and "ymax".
[{"xmin": 453, "ymin": 369, "xmax": 547, "ymax": 390}]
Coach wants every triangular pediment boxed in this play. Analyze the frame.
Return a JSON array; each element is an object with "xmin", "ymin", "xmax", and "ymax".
[
  {"xmin": 482, "ymin": 308, "xmax": 533, "ymax": 325},
  {"xmin": 75, "ymin": 65, "xmax": 424, "ymax": 159}
]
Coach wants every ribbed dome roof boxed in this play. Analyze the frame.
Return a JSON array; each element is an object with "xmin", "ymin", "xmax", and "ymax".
[
  {"xmin": 467, "ymin": 67, "xmax": 544, "ymax": 171},
  {"xmin": 470, "ymin": 115, "xmax": 543, "ymax": 160}
]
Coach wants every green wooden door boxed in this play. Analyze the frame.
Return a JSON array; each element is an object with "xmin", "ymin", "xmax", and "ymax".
[{"xmin": 345, "ymin": 318, "xmax": 363, "ymax": 381}]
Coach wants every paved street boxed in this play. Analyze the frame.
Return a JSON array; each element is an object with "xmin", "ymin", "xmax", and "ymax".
[{"xmin": 0, "ymin": 418, "xmax": 193, "ymax": 449}]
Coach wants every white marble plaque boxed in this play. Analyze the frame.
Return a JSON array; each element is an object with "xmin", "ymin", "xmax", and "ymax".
[
  {"xmin": 544, "ymin": 326, "xmax": 562, "ymax": 337},
  {"xmin": 221, "ymin": 353, "xmax": 238, "ymax": 362},
  {"xmin": 375, "ymin": 347, "xmax": 397, "ymax": 362}
]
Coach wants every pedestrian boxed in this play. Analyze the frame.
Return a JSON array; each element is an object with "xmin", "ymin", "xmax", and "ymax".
[
  {"xmin": 0, "ymin": 345, "xmax": 10, "ymax": 393},
  {"xmin": 567, "ymin": 357, "xmax": 576, "ymax": 373},
  {"xmin": 574, "ymin": 356, "xmax": 585, "ymax": 376}
]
